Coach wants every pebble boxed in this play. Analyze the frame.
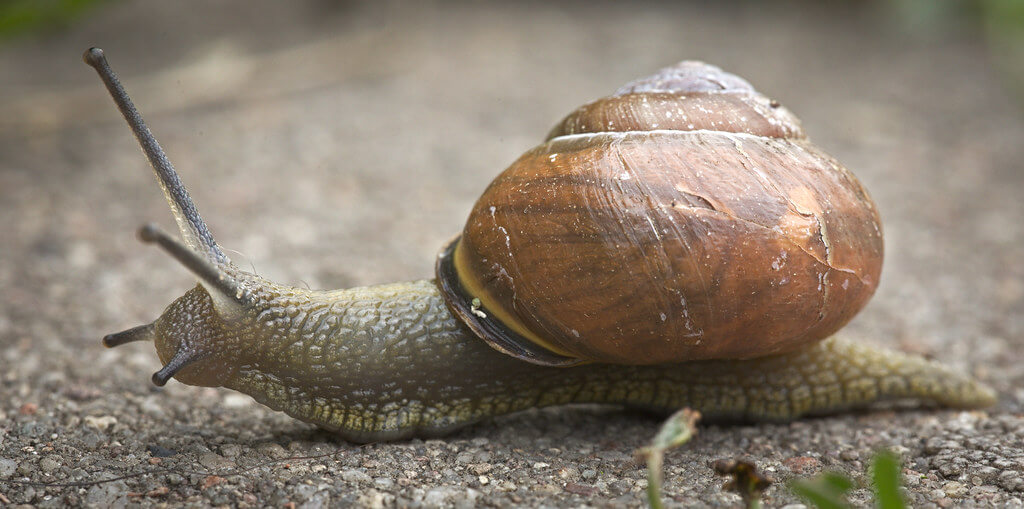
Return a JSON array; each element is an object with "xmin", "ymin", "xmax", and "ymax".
[
  {"xmin": 564, "ymin": 482, "xmax": 598, "ymax": 496},
  {"xmin": 197, "ymin": 452, "xmax": 234, "ymax": 469},
  {"xmin": 341, "ymin": 469, "xmax": 372, "ymax": 484},
  {"xmin": 201, "ymin": 475, "xmax": 226, "ymax": 489},
  {"xmin": 256, "ymin": 442, "xmax": 289, "ymax": 459},
  {"xmin": 943, "ymin": 481, "xmax": 968, "ymax": 498},
  {"xmin": 83, "ymin": 415, "xmax": 117, "ymax": 431},
  {"xmin": 357, "ymin": 489, "xmax": 394, "ymax": 509},
  {"xmin": 38, "ymin": 455, "xmax": 60, "ymax": 474},
  {"xmin": 220, "ymin": 444, "xmax": 243, "ymax": 458},
  {"xmin": 609, "ymin": 479, "xmax": 632, "ymax": 495},
  {"xmin": 85, "ymin": 481, "xmax": 127, "ymax": 506},
  {"xmin": 0, "ymin": 458, "xmax": 16, "ymax": 478},
  {"xmin": 468, "ymin": 463, "xmax": 491, "ymax": 475},
  {"xmin": 147, "ymin": 445, "xmax": 177, "ymax": 457},
  {"xmin": 424, "ymin": 486, "xmax": 460, "ymax": 505},
  {"xmin": 783, "ymin": 456, "xmax": 820, "ymax": 474}
]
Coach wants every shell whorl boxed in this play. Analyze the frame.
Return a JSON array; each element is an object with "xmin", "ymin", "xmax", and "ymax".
[
  {"xmin": 439, "ymin": 60, "xmax": 882, "ymax": 366},
  {"xmin": 547, "ymin": 61, "xmax": 804, "ymax": 140}
]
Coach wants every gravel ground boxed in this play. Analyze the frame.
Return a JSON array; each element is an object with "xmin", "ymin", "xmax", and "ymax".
[{"xmin": 1, "ymin": 1, "xmax": 1023, "ymax": 507}]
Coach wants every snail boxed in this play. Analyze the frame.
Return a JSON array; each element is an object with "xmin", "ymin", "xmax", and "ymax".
[{"xmin": 86, "ymin": 47, "xmax": 996, "ymax": 443}]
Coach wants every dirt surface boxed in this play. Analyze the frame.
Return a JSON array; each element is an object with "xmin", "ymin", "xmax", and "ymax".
[{"xmin": 1, "ymin": 1, "xmax": 1022, "ymax": 507}]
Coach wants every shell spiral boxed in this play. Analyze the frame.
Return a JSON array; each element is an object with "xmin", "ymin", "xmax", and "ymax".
[{"xmin": 436, "ymin": 61, "xmax": 883, "ymax": 366}]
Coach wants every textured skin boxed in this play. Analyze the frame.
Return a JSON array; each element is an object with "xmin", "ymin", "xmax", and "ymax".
[{"xmin": 152, "ymin": 280, "xmax": 995, "ymax": 443}]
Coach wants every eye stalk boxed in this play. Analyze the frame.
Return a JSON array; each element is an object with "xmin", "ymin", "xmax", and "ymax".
[
  {"xmin": 87, "ymin": 48, "xmax": 250, "ymax": 387},
  {"xmin": 102, "ymin": 323, "xmax": 154, "ymax": 348},
  {"xmin": 82, "ymin": 47, "xmax": 226, "ymax": 264},
  {"xmin": 137, "ymin": 223, "xmax": 250, "ymax": 304}
]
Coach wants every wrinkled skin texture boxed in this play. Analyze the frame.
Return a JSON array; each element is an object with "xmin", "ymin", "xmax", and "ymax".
[{"xmin": 151, "ymin": 281, "xmax": 994, "ymax": 443}]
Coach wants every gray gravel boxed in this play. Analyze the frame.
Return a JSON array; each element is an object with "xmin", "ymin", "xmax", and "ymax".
[{"xmin": 1, "ymin": 1, "xmax": 1023, "ymax": 507}]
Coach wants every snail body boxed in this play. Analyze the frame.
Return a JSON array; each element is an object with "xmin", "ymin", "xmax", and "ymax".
[{"xmin": 86, "ymin": 48, "xmax": 995, "ymax": 443}]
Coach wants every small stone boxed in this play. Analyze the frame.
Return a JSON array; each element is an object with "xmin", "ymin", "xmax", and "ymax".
[
  {"xmin": 455, "ymin": 452, "xmax": 474, "ymax": 464},
  {"xmin": 839, "ymin": 449, "xmax": 860, "ymax": 461},
  {"xmin": 83, "ymin": 415, "xmax": 117, "ymax": 431},
  {"xmin": 535, "ymin": 483, "xmax": 560, "ymax": 494},
  {"xmin": 146, "ymin": 486, "xmax": 170, "ymax": 497},
  {"xmin": 220, "ymin": 444, "xmax": 243, "ymax": 458},
  {"xmin": 374, "ymin": 477, "xmax": 394, "ymax": 490},
  {"xmin": 341, "ymin": 469, "xmax": 372, "ymax": 484},
  {"xmin": 998, "ymin": 471, "xmax": 1024, "ymax": 492},
  {"xmin": 455, "ymin": 488, "xmax": 481, "ymax": 509},
  {"xmin": 18, "ymin": 403, "xmax": 37, "ymax": 415},
  {"xmin": 564, "ymin": 483, "xmax": 598, "ymax": 496},
  {"xmin": 39, "ymin": 455, "xmax": 61, "ymax": 474},
  {"xmin": 469, "ymin": 463, "xmax": 492, "ymax": 475},
  {"xmin": 943, "ymin": 481, "xmax": 967, "ymax": 498},
  {"xmin": 610, "ymin": 479, "xmax": 632, "ymax": 495},
  {"xmin": 478, "ymin": 475, "xmax": 489, "ymax": 485},
  {"xmin": 256, "ymin": 442, "xmax": 288, "ymax": 459},
  {"xmin": 356, "ymin": 489, "xmax": 391, "ymax": 509},
  {"xmin": 201, "ymin": 475, "xmax": 226, "ymax": 489},
  {"xmin": 783, "ymin": 456, "xmax": 821, "ymax": 474},
  {"xmin": 497, "ymin": 480, "xmax": 517, "ymax": 492},
  {"xmin": 0, "ymin": 458, "xmax": 17, "ymax": 478},
  {"xmin": 86, "ymin": 481, "xmax": 127, "ymax": 506},
  {"xmin": 581, "ymin": 469, "xmax": 597, "ymax": 480},
  {"xmin": 533, "ymin": 462, "xmax": 550, "ymax": 469},
  {"xmin": 147, "ymin": 445, "xmax": 177, "ymax": 458},
  {"xmin": 63, "ymin": 385, "xmax": 101, "ymax": 401},
  {"xmin": 198, "ymin": 452, "xmax": 234, "ymax": 469}
]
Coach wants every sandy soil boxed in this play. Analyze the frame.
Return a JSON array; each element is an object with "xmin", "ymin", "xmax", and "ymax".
[{"xmin": 0, "ymin": 1, "xmax": 1022, "ymax": 507}]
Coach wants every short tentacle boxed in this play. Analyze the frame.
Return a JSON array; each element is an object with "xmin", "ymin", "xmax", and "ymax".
[
  {"xmin": 137, "ymin": 223, "xmax": 250, "ymax": 307},
  {"xmin": 151, "ymin": 347, "xmax": 200, "ymax": 387},
  {"xmin": 102, "ymin": 323, "xmax": 155, "ymax": 348}
]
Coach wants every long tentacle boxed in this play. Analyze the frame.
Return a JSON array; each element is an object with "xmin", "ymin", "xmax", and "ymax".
[{"xmin": 84, "ymin": 47, "xmax": 226, "ymax": 265}]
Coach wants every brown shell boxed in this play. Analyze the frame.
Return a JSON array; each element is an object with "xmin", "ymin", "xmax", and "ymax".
[{"xmin": 436, "ymin": 61, "xmax": 883, "ymax": 366}]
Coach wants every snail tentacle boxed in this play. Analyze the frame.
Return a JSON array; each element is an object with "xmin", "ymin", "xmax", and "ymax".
[{"xmin": 84, "ymin": 47, "xmax": 226, "ymax": 264}]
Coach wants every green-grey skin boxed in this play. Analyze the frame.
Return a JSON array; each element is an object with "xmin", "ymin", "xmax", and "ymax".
[
  {"xmin": 137, "ymin": 278, "xmax": 995, "ymax": 443},
  {"xmin": 85, "ymin": 46, "xmax": 996, "ymax": 444}
]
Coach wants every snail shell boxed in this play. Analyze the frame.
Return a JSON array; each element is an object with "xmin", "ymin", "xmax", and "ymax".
[{"xmin": 437, "ymin": 61, "xmax": 883, "ymax": 366}]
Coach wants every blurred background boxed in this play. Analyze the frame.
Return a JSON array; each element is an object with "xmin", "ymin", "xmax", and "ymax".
[
  {"xmin": 0, "ymin": 1, "xmax": 1022, "ymax": 506},
  {"xmin": 1, "ymin": 0, "xmax": 1022, "ymax": 102}
]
